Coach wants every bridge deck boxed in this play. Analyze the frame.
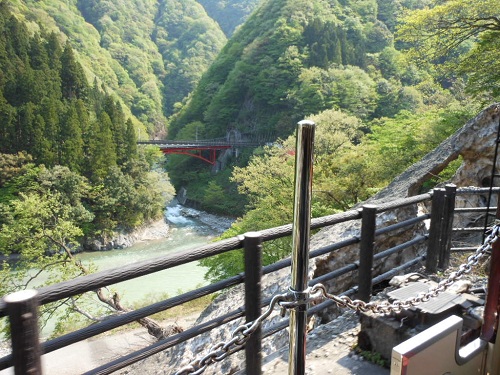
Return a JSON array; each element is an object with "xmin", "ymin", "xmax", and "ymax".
[{"xmin": 138, "ymin": 139, "xmax": 269, "ymax": 165}]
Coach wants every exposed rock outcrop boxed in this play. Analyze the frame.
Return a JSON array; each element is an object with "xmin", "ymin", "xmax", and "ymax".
[
  {"xmin": 125, "ymin": 104, "xmax": 500, "ymax": 374},
  {"xmin": 84, "ymin": 219, "xmax": 170, "ymax": 251}
]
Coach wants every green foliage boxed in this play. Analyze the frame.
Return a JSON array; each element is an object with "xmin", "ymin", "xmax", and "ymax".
[
  {"xmin": 168, "ymin": 0, "xmax": 452, "ymax": 169},
  {"xmin": 357, "ymin": 349, "xmax": 389, "ymax": 367},
  {"xmin": 153, "ymin": 0, "xmax": 227, "ymax": 116},
  {"xmin": 0, "ymin": 184, "xmax": 92, "ymax": 337},
  {"xmin": 4, "ymin": 0, "xmax": 237, "ymax": 135},
  {"xmin": 0, "ymin": 152, "xmax": 32, "ymax": 188},
  {"xmin": 201, "ymin": 109, "xmax": 363, "ymax": 282},
  {"xmin": 0, "ymin": 0, "xmax": 492, "ymax": 312},
  {"xmin": 203, "ymin": 181, "xmax": 228, "ymax": 213},
  {"xmin": 359, "ymin": 105, "xmax": 474, "ymax": 188},
  {"xmin": 201, "ymin": 102, "xmax": 474, "ymax": 282},
  {"xmin": 197, "ymin": 0, "xmax": 261, "ymax": 36},
  {"xmin": 0, "ymin": 152, "xmax": 174, "ymax": 337},
  {"xmin": 397, "ymin": 0, "xmax": 500, "ymax": 98},
  {"xmin": 0, "ymin": 3, "xmax": 175, "ymax": 239}
]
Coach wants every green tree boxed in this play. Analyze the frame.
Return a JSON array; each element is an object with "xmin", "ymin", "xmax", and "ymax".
[
  {"xmin": 124, "ymin": 118, "xmax": 138, "ymax": 162},
  {"xmin": 397, "ymin": 0, "xmax": 500, "ymax": 97},
  {"xmin": 60, "ymin": 44, "xmax": 88, "ymax": 100},
  {"xmin": 38, "ymin": 97, "xmax": 60, "ymax": 167},
  {"xmin": 16, "ymin": 103, "xmax": 36, "ymax": 152},
  {"xmin": 85, "ymin": 112, "xmax": 117, "ymax": 181},
  {"xmin": 0, "ymin": 95, "xmax": 15, "ymax": 152},
  {"xmin": 203, "ymin": 181, "xmax": 226, "ymax": 213},
  {"xmin": 201, "ymin": 109, "xmax": 363, "ymax": 282},
  {"xmin": 0, "ymin": 174, "xmax": 172, "ymax": 340},
  {"xmin": 0, "ymin": 152, "xmax": 32, "ymax": 189},
  {"xmin": 103, "ymin": 96, "xmax": 127, "ymax": 164},
  {"xmin": 364, "ymin": 107, "xmax": 472, "ymax": 186},
  {"xmin": 59, "ymin": 102, "xmax": 84, "ymax": 172}
]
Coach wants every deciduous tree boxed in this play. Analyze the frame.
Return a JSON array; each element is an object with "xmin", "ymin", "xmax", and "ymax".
[{"xmin": 397, "ymin": 0, "xmax": 500, "ymax": 96}]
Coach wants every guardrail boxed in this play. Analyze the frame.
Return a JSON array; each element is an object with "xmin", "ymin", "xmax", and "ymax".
[{"xmin": 1, "ymin": 131, "xmax": 498, "ymax": 374}]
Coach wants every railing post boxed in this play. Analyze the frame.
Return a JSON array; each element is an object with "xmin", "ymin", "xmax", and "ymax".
[
  {"xmin": 358, "ymin": 204, "xmax": 377, "ymax": 302},
  {"xmin": 481, "ymin": 199, "xmax": 500, "ymax": 342},
  {"xmin": 438, "ymin": 184, "xmax": 456, "ymax": 269},
  {"xmin": 244, "ymin": 232, "xmax": 263, "ymax": 375},
  {"xmin": 5, "ymin": 289, "xmax": 42, "ymax": 375},
  {"xmin": 288, "ymin": 120, "xmax": 315, "ymax": 375},
  {"xmin": 426, "ymin": 188, "xmax": 445, "ymax": 273}
]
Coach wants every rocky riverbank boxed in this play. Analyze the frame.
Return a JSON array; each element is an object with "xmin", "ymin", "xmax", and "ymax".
[
  {"xmin": 84, "ymin": 205, "xmax": 234, "ymax": 252},
  {"xmin": 84, "ymin": 218, "xmax": 171, "ymax": 251},
  {"xmin": 173, "ymin": 205, "xmax": 234, "ymax": 234}
]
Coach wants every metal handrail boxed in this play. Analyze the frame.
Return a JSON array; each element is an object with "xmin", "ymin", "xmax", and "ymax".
[{"xmin": 0, "ymin": 187, "xmax": 497, "ymax": 372}]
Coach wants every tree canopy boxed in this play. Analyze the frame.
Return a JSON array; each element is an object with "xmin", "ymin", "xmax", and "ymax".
[
  {"xmin": 397, "ymin": 0, "xmax": 500, "ymax": 97},
  {"xmin": 0, "ymin": 2, "xmax": 175, "ymax": 238}
]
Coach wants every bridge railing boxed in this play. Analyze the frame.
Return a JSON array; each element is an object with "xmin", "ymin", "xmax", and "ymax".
[
  {"xmin": 137, "ymin": 133, "xmax": 274, "ymax": 147},
  {"xmin": 0, "ymin": 184, "xmax": 496, "ymax": 374}
]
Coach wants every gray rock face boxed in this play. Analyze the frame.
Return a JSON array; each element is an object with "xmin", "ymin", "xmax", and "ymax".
[
  {"xmin": 84, "ymin": 219, "xmax": 170, "ymax": 251},
  {"xmin": 126, "ymin": 104, "xmax": 500, "ymax": 374},
  {"xmin": 371, "ymin": 103, "xmax": 500, "ymax": 201}
]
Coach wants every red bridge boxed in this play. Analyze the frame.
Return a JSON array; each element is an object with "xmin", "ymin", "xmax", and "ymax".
[{"xmin": 138, "ymin": 136, "xmax": 271, "ymax": 165}]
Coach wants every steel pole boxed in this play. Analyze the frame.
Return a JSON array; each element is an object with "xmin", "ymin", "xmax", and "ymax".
[{"xmin": 288, "ymin": 120, "xmax": 315, "ymax": 375}]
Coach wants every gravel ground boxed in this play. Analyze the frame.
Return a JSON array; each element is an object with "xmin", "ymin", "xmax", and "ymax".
[{"xmin": 261, "ymin": 310, "xmax": 389, "ymax": 375}]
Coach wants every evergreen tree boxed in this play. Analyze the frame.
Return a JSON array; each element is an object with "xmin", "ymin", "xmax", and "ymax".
[
  {"xmin": 103, "ymin": 95, "xmax": 127, "ymax": 164},
  {"xmin": 30, "ymin": 114, "xmax": 46, "ymax": 163},
  {"xmin": 45, "ymin": 32, "xmax": 63, "ymax": 72},
  {"xmin": 86, "ymin": 112, "xmax": 117, "ymax": 181},
  {"xmin": 0, "ymin": 94, "xmax": 14, "ymax": 152},
  {"xmin": 16, "ymin": 103, "xmax": 35, "ymax": 152},
  {"xmin": 59, "ymin": 102, "xmax": 84, "ymax": 172},
  {"xmin": 38, "ymin": 97, "xmax": 60, "ymax": 167},
  {"xmin": 60, "ymin": 44, "xmax": 88, "ymax": 100},
  {"xmin": 124, "ymin": 118, "xmax": 138, "ymax": 162},
  {"xmin": 6, "ymin": 15, "xmax": 29, "ymax": 64},
  {"xmin": 29, "ymin": 34, "xmax": 49, "ymax": 71}
]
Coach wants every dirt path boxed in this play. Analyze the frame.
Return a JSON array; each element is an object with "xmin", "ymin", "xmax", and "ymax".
[{"xmin": 0, "ymin": 313, "xmax": 199, "ymax": 375}]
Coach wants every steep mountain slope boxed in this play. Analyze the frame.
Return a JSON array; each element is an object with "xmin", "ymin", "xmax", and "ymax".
[
  {"xmin": 77, "ymin": 0, "xmax": 229, "ymax": 122},
  {"xmin": 168, "ymin": 0, "xmax": 409, "ymax": 140},
  {"xmin": 7, "ymin": 0, "xmax": 235, "ymax": 135},
  {"xmin": 152, "ymin": 0, "xmax": 227, "ymax": 117},
  {"xmin": 197, "ymin": 0, "xmax": 262, "ymax": 36}
]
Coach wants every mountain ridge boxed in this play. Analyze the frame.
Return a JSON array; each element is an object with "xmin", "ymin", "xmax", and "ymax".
[{"xmin": 7, "ymin": 0, "xmax": 258, "ymax": 136}]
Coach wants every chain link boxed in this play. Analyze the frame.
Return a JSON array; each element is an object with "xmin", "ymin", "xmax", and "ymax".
[
  {"xmin": 175, "ymin": 292, "xmax": 292, "ymax": 375},
  {"xmin": 175, "ymin": 225, "xmax": 499, "ymax": 374},
  {"xmin": 311, "ymin": 225, "xmax": 500, "ymax": 315}
]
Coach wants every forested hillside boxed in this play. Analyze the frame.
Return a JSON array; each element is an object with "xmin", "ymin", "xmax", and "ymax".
[
  {"xmin": 0, "ymin": 1, "xmax": 181, "ymax": 336},
  {"xmin": 0, "ymin": 2, "xmax": 174, "ymax": 238},
  {"xmin": 167, "ymin": 0, "xmax": 451, "ymax": 211},
  {"xmin": 188, "ymin": 0, "xmax": 500, "ymax": 280},
  {"xmin": 7, "ymin": 0, "xmax": 244, "ymax": 135},
  {"xmin": 197, "ymin": 0, "xmax": 262, "ymax": 36},
  {"xmin": 0, "ymin": 0, "xmax": 498, "ymax": 337},
  {"xmin": 170, "ymin": 0, "xmax": 433, "ymax": 139},
  {"xmin": 7, "ymin": 0, "xmax": 496, "ymax": 219}
]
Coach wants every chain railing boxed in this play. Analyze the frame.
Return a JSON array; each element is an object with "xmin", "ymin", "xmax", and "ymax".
[
  {"xmin": 3, "ymin": 120, "xmax": 499, "ymax": 375},
  {"xmin": 174, "ymin": 223, "xmax": 499, "ymax": 374},
  {"xmin": 175, "ymin": 293, "xmax": 291, "ymax": 375}
]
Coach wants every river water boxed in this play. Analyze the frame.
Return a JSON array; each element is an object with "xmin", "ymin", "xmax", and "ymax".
[
  {"xmin": 32, "ymin": 205, "xmax": 227, "ymax": 338},
  {"xmin": 24, "ymin": 205, "xmax": 227, "ymax": 338},
  {"xmin": 75, "ymin": 205, "xmax": 224, "ymax": 305}
]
